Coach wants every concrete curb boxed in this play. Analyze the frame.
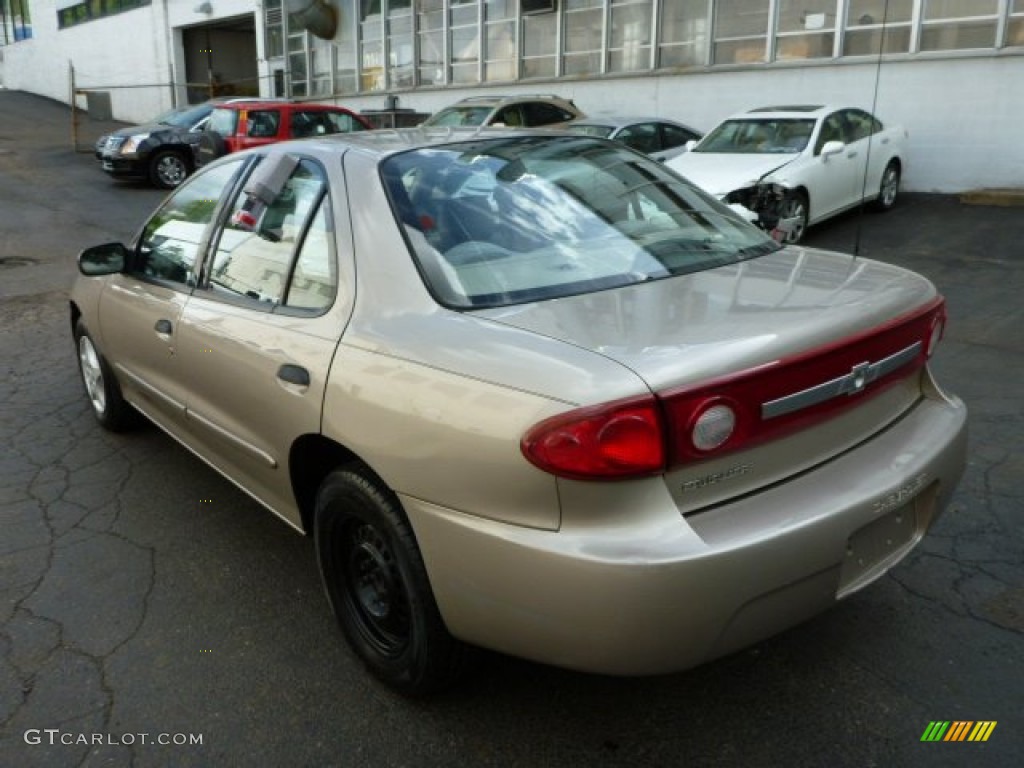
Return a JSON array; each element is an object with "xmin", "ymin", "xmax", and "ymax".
[{"xmin": 959, "ymin": 188, "xmax": 1024, "ymax": 207}]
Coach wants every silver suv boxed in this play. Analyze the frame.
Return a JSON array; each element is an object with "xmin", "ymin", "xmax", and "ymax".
[{"xmin": 421, "ymin": 94, "xmax": 583, "ymax": 128}]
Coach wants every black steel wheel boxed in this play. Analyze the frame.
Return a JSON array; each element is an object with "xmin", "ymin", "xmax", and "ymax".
[
  {"xmin": 148, "ymin": 150, "xmax": 190, "ymax": 189},
  {"xmin": 74, "ymin": 320, "xmax": 138, "ymax": 431},
  {"xmin": 314, "ymin": 465, "xmax": 470, "ymax": 695}
]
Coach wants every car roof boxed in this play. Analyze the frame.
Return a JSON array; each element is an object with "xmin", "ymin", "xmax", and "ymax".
[
  {"xmin": 570, "ymin": 116, "xmax": 692, "ymax": 128},
  {"xmin": 450, "ymin": 94, "xmax": 575, "ymax": 107},
  {"xmin": 254, "ymin": 126, "xmax": 572, "ymax": 161},
  {"xmin": 729, "ymin": 105, "xmax": 844, "ymax": 119},
  {"xmin": 212, "ymin": 100, "xmax": 352, "ymax": 112}
]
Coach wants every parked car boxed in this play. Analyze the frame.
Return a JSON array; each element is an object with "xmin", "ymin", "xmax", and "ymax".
[
  {"xmin": 70, "ymin": 130, "xmax": 965, "ymax": 695},
  {"xmin": 563, "ymin": 116, "xmax": 703, "ymax": 162},
  {"xmin": 95, "ymin": 97, "xmax": 265, "ymax": 189},
  {"xmin": 195, "ymin": 100, "xmax": 371, "ymax": 166},
  {"xmin": 420, "ymin": 94, "xmax": 583, "ymax": 128},
  {"xmin": 667, "ymin": 105, "xmax": 906, "ymax": 243}
]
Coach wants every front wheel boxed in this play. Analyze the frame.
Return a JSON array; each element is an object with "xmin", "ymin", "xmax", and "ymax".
[
  {"xmin": 148, "ymin": 150, "xmax": 190, "ymax": 189},
  {"xmin": 871, "ymin": 161, "xmax": 900, "ymax": 212},
  {"xmin": 777, "ymin": 191, "xmax": 809, "ymax": 244},
  {"xmin": 314, "ymin": 465, "xmax": 470, "ymax": 695},
  {"xmin": 74, "ymin": 320, "xmax": 138, "ymax": 431}
]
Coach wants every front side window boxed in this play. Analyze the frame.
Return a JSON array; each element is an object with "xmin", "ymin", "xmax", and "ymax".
[
  {"xmin": 381, "ymin": 136, "xmax": 777, "ymax": 309},
  {"xmin": 135, "ymin": 159, "xmax": 245, "ymax": 286},
  {"xmin": 207, "ymin": 158, "xmax": 330, "ymax": 308}
]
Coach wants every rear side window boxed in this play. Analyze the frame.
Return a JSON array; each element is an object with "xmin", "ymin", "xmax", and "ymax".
[
  {"xmin": 206, "ymin": 158, "xmax": 333, "ymax": 310},
  {"xmin": 523, "ymin": 102, "xmax": 575, "ymax": 126},
  {"xmin": 325, "ymin": 111, "xmax": 367, "ymax": 133},
  {"xmin": 246, "ymin": 111, "xmax": 281, "ymax": 138},
  {"xmin": 662, "ymin": 123, "xmax": 701, "ymax": 148}
]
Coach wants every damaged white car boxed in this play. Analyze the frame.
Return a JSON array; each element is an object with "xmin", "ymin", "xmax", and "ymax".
[{"xmin": 667, "ymin": 105, "xmax": 906, "ymax": 243}]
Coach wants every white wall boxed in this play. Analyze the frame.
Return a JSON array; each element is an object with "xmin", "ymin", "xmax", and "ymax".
[
  {"xmin": 2, "ymin": 0, "xmax": 172, "ymax": 122},
  {"xmin": 339, "ymin": 55, "xmax": 1024, "ymax": 194},
  {"xmin": 1, "ymin": 1, "xmax": 1020, "ymax": 192}
]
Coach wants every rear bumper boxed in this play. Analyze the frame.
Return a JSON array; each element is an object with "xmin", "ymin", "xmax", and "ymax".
[{"xmin": 405, "ymin": 379, "xmax": 967, "ymax": 676}]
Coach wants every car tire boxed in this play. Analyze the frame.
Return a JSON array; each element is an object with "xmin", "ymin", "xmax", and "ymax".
[
  {"xmin": 196, "ymin": 131, "xmax": 228, "ymax": 167},
  {"xmin": 314, "ymin": 464, "xmax": 471, "ymax": 695},
  {"xmin": 871, "ymin": 161, "xmax": 900, "ymax": 212},
  {"xmin": 778, "ymin": 190, "xmax": 809, "ymax": 244},
  {"xmin": 74, "ymin": 320, "xmax": 139, "ymax": 432},
  {"xmin": 148, "ymin": 150, "xmax": 190, "ymax": 190}
]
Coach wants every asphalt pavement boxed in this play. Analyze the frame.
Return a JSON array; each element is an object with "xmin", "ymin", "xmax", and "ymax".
[{"xmin": 1, "ymin": 89, "xmax": 1021, "ymax": 768}]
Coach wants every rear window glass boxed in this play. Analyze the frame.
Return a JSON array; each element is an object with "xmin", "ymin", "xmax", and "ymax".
[{"xmin": 381, "ymin": 136, "xmax": 779, "ymax": 309}]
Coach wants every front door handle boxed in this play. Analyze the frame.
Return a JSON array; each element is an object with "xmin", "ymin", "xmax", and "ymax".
[
  {"xmin": 154, "ymin": 318, "xmax": 173, "ymax": 335},
  {"xmin": 277, "ymin": 364, "xmax": 310, "ymax": 387}
]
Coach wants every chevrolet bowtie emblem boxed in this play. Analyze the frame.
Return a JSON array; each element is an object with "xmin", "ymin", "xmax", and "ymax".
[{"xmin": 761, "ymin": 342, "xmax": 923, "ymax": 420}]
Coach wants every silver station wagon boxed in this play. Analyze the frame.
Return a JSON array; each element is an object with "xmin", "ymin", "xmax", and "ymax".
[{"xmin": 70, "ymin": 130, "xmax": 967, "ymax": 694}]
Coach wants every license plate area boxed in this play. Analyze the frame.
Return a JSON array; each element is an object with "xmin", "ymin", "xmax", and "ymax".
[
  {"xmin": 837, "ymin": 485, "xmax": 935, "ymax": 598},
  {"xmin": 102, "ymin": 161, "xmax": 114, "ymax": 171}
]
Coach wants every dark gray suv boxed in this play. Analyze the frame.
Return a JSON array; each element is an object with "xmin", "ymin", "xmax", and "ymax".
[{"xmin": 95, "ymin": 98, "xmax": 264, "ymax": 189}]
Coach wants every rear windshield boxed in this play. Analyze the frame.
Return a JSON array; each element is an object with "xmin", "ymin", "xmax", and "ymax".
[
  {"xmin": 421, "ymin": 106, "xmax": 494, "ymax": 127},
  {"xmin": 564, "ymin": 124, "xmax": 615, "ymax": 139},
  {"xmin": 381, "ymin": 136, "xmax": 779, "ymax": 309}
]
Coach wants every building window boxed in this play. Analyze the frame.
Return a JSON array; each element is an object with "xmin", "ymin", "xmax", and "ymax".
[
  {"xmin": 360, "ymin": 0, "xmax": 384, "ymax": 91},
  {"xmin": 522, "ymin": 3, "xmax": 557, "ymax": 78},
  {"xmin": 449, "ymin": 0, "xmax": 480, "ymax": 84},
  {"xmin": 388, "ymin": 2, "xmax": 414, "ymax": 88},
  {"xmin": 265, "ymin": 0, "xmax": 284, "ymax": 58},
  {"xmin": 658, "ymin": 0, "xmax": 710, "ymax": 68},
  {"xmin": 919, "ymin": 0, "xmax": 1000, "ymax": 51},
  {"xmin": 1009, "ymin": 0, "xmax": 1024, "ymax": 46},
  {"xmin": 418, "ymin": 0, "xmax": 445, "ymax": 85},
  {"xmin": 2, "ymin": 0, "xmax": 33, "ymax": 43},
  {"xmin": 57, "ymin": 0, "xmax": 150, "ymax": 30},
  {"xmin": 775, "ymin": 0, "xmax": 836, "ymax": 60},
  {"xmin": 563, "ymin": 0, "xmax": 603, "ymax": 76},
  {"xmin": 609, "ymin": 0, "xmax": 652, "ymax": 72},
  {"xmin": 712, "ymin": 0, "xmax": 769, "ymax": 64},
  {"xmin": 484, "ymin": 0, "xmax": 516, "ymax": 81},
  {"xmin": 843, "ymin": 0, "xmax": 913, "ymax": 55}
]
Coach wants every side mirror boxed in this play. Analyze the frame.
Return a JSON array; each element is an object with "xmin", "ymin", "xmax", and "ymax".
[
  {"xmin": 685, "ymin": 139, "xmax": 698, "ymax": 151},
  {"xmin": 820, "ymin": 140, "xmax": 845, "ymax": 158},
  {"xmin": 78, "ymin": 242, "xmax": 128, "ymax": 276}
]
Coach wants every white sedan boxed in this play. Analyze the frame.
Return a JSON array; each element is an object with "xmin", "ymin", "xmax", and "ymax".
[{"xmin": 667, "ymin": 105, "xmax": 906, "ymax": 243}]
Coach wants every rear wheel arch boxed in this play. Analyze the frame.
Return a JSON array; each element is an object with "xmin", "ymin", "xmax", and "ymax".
[{"xmin": 289, "ymin": 434, "xmax": 364, "ymax": 533}]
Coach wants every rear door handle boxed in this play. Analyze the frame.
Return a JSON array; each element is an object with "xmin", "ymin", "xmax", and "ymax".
[
  {"xmin": 154, "ymin": 318, "xmax": 173, "ymax": 335},
  {"xmin": 277, "ymin": 364, "xmax": 310, "ymax": 387}
]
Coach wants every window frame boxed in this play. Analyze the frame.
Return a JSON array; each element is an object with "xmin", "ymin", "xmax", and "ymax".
[{"xmin": 195, "ymin": 154, "xmax": 338, "ymax": 318}]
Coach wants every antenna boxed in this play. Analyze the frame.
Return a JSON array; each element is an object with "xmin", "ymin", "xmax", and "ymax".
[{"xmin": 853, "ymin": 0, "xmax": 891, "ymax": 259}]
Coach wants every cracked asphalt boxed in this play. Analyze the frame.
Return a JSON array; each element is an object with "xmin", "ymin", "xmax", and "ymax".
[{"xmin": 1, "ymin": 90, "xmax": 1021, "ymax": 767}]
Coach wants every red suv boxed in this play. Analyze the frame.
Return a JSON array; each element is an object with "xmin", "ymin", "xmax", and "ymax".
[{"xmin": 196, "ymin": 101, "xmax": 371, "ymax": 166}]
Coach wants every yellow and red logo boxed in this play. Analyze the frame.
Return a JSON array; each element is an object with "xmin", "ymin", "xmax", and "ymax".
[{"xmin": 920, "ymin": 721, "xmax": 997, "ymax": 742}]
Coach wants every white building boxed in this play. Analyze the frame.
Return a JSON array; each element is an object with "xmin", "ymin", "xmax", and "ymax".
[{"xmin": 2, "ymin": 0, "xmax": 1022, "ymax": 193}]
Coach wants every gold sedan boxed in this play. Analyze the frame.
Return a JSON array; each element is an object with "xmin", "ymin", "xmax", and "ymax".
[{"xmin": 70, "ymin": 130, "xmax": 967, "ymax": 694}]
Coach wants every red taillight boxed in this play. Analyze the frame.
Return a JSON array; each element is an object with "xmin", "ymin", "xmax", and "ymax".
[
  {"xmin": 523, "ymin": 298, "xmax": 946, "ymax": 480},
  {"xmin": 522, "ymin": 396, "xmax": 666, "ymax": 480}
]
